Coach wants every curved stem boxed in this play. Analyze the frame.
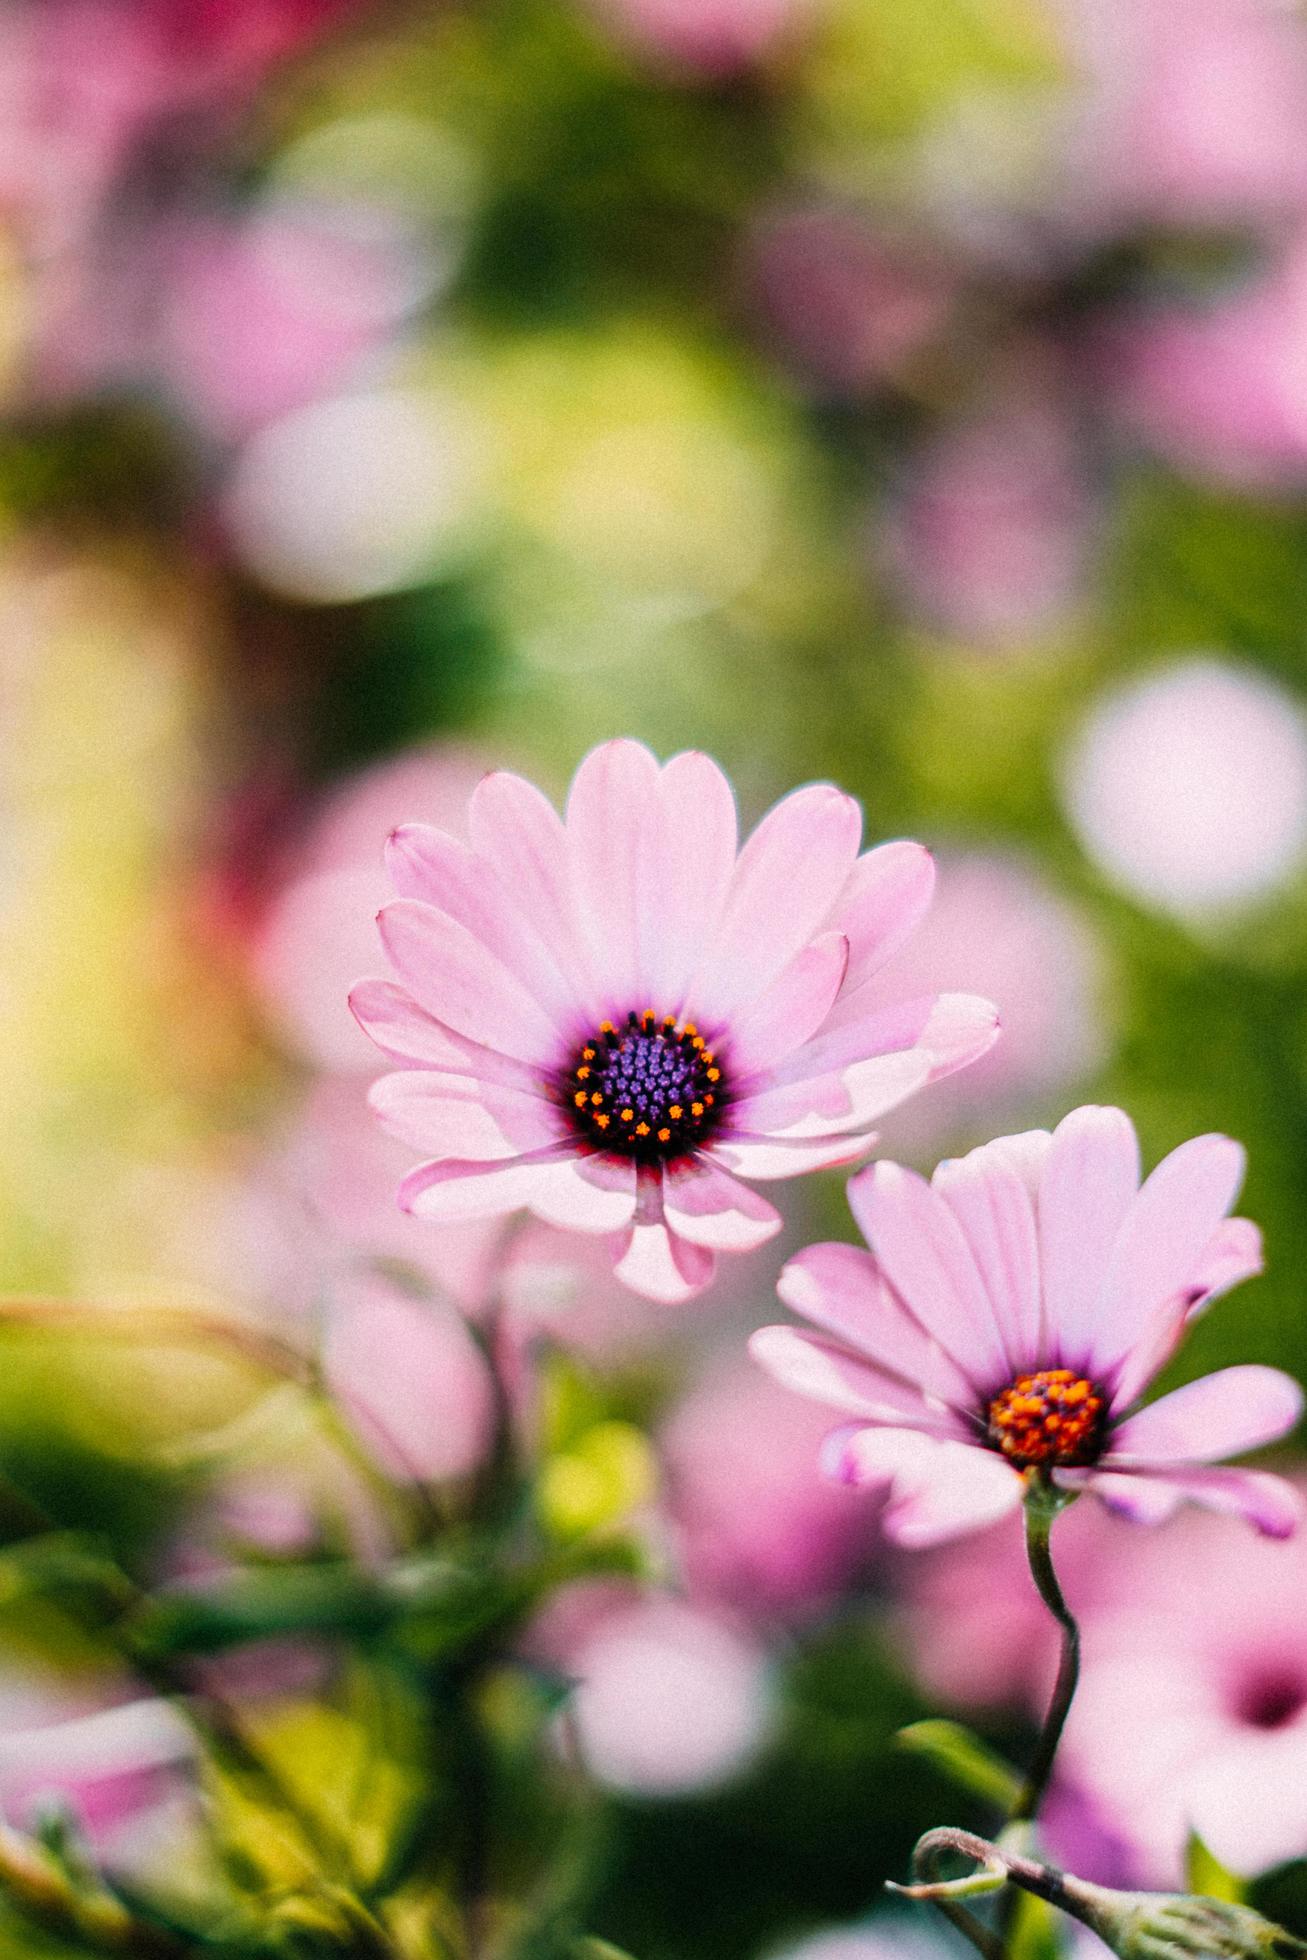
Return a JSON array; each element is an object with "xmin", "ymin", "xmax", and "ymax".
[{"xmin": 1012, "ymin": 1481, "xmax": 1080, "ymax": 1826}]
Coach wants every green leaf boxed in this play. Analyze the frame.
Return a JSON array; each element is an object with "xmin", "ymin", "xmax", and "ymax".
[{"xmin": 895, "ymin": 1721, "xmax": 1024, "ymax": 1812}]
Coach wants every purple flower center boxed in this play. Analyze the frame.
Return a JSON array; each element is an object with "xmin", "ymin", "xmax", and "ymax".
[
  {"xmin": 986, "ymin": 1369, "xmax": 1107, "ymax": 1469},
  {"xmin": 1235, "ymin": 1668, "xmax": 1307, "ymax": 1731},
  {"xmin": 565, "ymin": 1011, "xmax": 725, "ymax": 1163}
]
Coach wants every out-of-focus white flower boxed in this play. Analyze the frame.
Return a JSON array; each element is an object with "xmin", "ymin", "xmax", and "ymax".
[
  {"xmin": 223, "ymin": 387, "xmax": 479, "ymax": 603},
  {"xmin": 567, "ymin": 1597, "xmax": 774, "ymax": 1796},
  {"xmin": 1060, "ymin": 657, "xmax": 1307, "ymax": 920}
]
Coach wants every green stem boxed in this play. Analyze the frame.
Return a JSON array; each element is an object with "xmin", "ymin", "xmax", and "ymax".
[{"xmin": 1012, "ymin": 1481, "xmax": 1081, "ymax": 1826}]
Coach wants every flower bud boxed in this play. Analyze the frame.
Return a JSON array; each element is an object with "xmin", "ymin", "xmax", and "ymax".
[{"xmin": 1067, "ymin": 1888, "xmax": 1307, "ymax": 1960}]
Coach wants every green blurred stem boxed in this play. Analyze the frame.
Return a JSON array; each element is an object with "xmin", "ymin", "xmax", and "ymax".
[
  {"xmin": 0, "ymin": 1819, "xmax": 186, "ymax": 1957},
  {"xmin": 1013, "ymin": 1479, "xmax": 1080, "ymax": 1826}
]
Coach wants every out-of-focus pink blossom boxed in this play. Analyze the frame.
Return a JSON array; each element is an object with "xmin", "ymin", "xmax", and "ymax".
[
  {"xmin": 252, "ymin": 744, "xmax": 489, "ymax": 1074},
  {"xmin": 880, "ymin": 397, "xmax": 1094, "ymax": 648},
  {"xmin": 660, "ymin": 1355, "xmax": 879, "ymax": 1620},
  {"xmin": 322, "ymin": 1273, "xmax": 496, "ymax": 1483},
  {"xmin": 1060, "ymin": 656, "xmax": 1307, "ymax": 919},
  {"xmin": 753, "ymin": 1107, "xmax": 1299, "ymax": 1546},
  {"xmin": 1111, "ymin": 236, "xmax": 1307, "ymax": 490},
  {"xmin": 1062, "ymin": 1497, "xmax": 1307, "ymax": 1881},
  {"xmin": 765, "ymin": 1920, "xmax": 961, "ymax": 1960},
  {"xmin": 586, "ymin": 0, "xmax": 810, "ymax": 79},
  {"xmin": 866, "ymin": 850, "xmax": 1111, "ymax": 1155},
  {"xmin": 0, "ymin": 1673, "xmax": 193, "ymax": 1863},
  {"xmin": 746, "ymin": 206, "xmax": 955, "ymax": 396},
  {"xmin": 159, "ymin": 208, "xmax": 415, "ymax": 443},
  {"xmin": 562, "ymin": 1594, "xmax": 775, "ymax": 1795},
  {"xmin": 353, "ymin": 740, "xmax": 997, "ymax": 1304},
  {"xmin": 1058, "ymin": 0, "xmax": 1307, "ymax": 233}
]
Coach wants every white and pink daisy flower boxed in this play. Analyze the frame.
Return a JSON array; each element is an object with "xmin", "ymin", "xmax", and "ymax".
[
  {"xmin": 751, "ymin": 1105, "xmax": 1303, "ymax": 1544},
  {"xmin": 350, "ymin": 739, "xmax": 998, "ymax": 1304}
]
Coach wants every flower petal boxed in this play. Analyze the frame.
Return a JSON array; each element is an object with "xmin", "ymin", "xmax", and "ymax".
[
  {"xmin": 831, "ymin": 840, "xmax": 936, "ymax": 996},
  {"xmin": 687, "ymin": 783, "xmax": 862, "ymax": 1026},
  {"xmin": 648, "ymin": 750, "xmax": 738, "ymax": 1014},
  {"xmin": 385, "ymin": 824, "xmax": 579, "ymax": 1023},
  {"xmin": 1037, "ymin": 1105, "xmax": 1140, "ymax": 1371},
  {"xmin": 368, "ymin": 1070, "xmax": 560, "ymax": 1157},
  {"xmin": 663, "ymin": 1160, "xmax": 781, "ymax": 1251},
  {"xmin": 710, "ymin": 1131, "xmax": 876, "ymax": 1180},
  {"xmin": 748, "ymin": 1327, "xmax": 956, "ymax": 1430},
  {"xmin": 727, "ymin": 933, "xmax": 848, "ymax": 1077},
  {"xmin": 1105, "ymin": 1366, "xmax": 1303, "ymax": 1466},
  {"xmin": 1090, "ymin": 1132, "xmax": 1246, "ymax": 1385},
  {"xmin": 351, "ymin": 979, "xmax": 540, "ymax": 1091},
  {"xmin": 378, "ymin": 901, "xmax": 565, "ymax": 1064},
  {"xmin": 732, "ymin": 1049, "xmax": 933, "ymax": 1137},
  {"xmin": 524, "ymin": 1157, "xmax": 638, "ymax": 1233},
  {"xmin": 565, "ymin": 739, "xmax": 662, "ymax": 1011},
  {"xmin": 467, "ymin": 768, "xmax": 597, "ymax": 1010},
  {"xmin": 848, "ymin": 1161, "xmax": 1011, "ymax": 1389},
  {"xmin": 934, "ymin": 1139, "xmax": 1043, "ymax": 1373},
  {"xmin": 819, "ymin": 1426, "xmax": 1022, "ymax": 1546},
  {"xmin": 613, "ymin": 1221, "xmax": 715, "ymax": 1303},
  {"xmin": 776, "ymin": 1241, "xmax": 977, "ymax": 1405},
  {"xmin": 398, "ymin": 1144, "xmax": 579, "ymax": 1223},
  {"xmin": 1109, "ymin": 1214, "xmax": 1266, "ymax": 1413},
  {"xmin": 1070, "ymin": 1464, "xmax": 1303, "ymax": 1539},
  {"xmin": 765, "ymin": 993, "xmax": 999, "ymax": 1120}
]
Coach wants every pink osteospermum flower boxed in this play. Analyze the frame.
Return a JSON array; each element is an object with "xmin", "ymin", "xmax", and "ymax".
[
  {"xmin": 349, "ymin": 739, "xmax": 998, "ymax": 1305},
  {"xmin": 751, "ymin": 1105, "xmax": 1303, "ymax": 1544}
]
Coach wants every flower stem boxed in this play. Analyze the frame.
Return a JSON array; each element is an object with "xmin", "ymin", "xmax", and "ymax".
[{"xmin": 1012, "ymin": 1479, "xmax": 1080, "ymax": 1826}]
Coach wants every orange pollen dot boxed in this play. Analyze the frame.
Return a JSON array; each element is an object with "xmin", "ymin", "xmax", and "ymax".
[
  {"xmin": 600, "ymin": 1022, "xmax": 615, "ymax": 1035},
  {"xmin": 668, "ymin": 1104, "xmax": 683, "ymax": 1120},
  {"xmin": 658, "ymin": 1128, "xmax": 671, "ymax": 1143},
  {"xmin": 987, "ymin": 1369, "xmax": 1105, "ymax": 1469},
  {"xmin": 576, "ymin": 1067, "xmax": 591, "ymax": 1081},
  {"xmin": 706, "ymin": 1068, "xmax": 721, "ymax": 1083},
  {"xmin": 621, "ymin": 1107, "xmax": 634, "ymax": 1122},
  {"xmin": 595, "ymin": 1113, "xmax": 610, "ymax": 1129},
  {"xmin": 691, "ymin": 1101, "xmax": 704, "ymax": 1118},
  {"xmin": 582, "ymin": 1047, "xmax": 596, "ymax": 1061},
  {"xmin": 573, "ymin": 1091, "xmax": 588, "ymax": 1108},
  {"xmin": 635, "ymin": 1122, "xmax": 651, "ymax": 1137},
  {"xmin": 590, "ymin": 1092, "xmax": 603, "ymax": 1106}
]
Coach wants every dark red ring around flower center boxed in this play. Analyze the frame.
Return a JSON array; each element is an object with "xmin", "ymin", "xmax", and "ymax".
[
  {"xmin": 565, "ymin": 1010, "xmax": 725, "ymax": 1164},
  {"xmin": 986, "ymin": 1368, "xmax": 1107, "ymax": 1469}
]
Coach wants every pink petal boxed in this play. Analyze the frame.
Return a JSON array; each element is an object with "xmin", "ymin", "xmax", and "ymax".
[
  {"xmin": 1186, "ymin": 1731, "xmax": 1307, "ymax": 1876},
  {"xmin": 1037, "ymin": 1106, "xmax": 1140, "ymax": 1370},
  {"xmin": 1105, "ymin": 1366, "xmax": 1303, "ymax": 1465},
  {"xmin": 385, "ymin": 824, "xmax": 578, "ymax": 1024},
  {"xmin": 1063, "ymin": 1469, "xmax": 1182, "ymax": 1525},
  {"xmin": 399, "ymin": 1144, "xmax": 579, "ymax": 1223},
  {"xmin": 748, "ymin": 1327, "xmax": 955, "ymax": 1430},
  {"xmin": 1091, "ymin": 1132, "xmax": 1248, "ymax": 1385},
  {"xmin": 1189, "ymin": 1214, "xmax": 1265, "ymax": 1308},
  {"xmin": 732, "ymin": 1049, "xmax": 933, "ymax": 1136},
  {"xmin": 646, "ymin": 750, "xmax": 739, "ymax": 1015},
  {"xmin": 565, "ymin": 739, "xmax": 663, "ymax": 1011},
  {"xmin": 378, "ymin": 901, "xmax": 565, "ymax": 1065},
  {"xmin": 776, "ymin": 1241, "xmax": 978, "ymax": 1405},
  {"xmin": 368, "ymin": 1070, "xmax": 560, "ymax": 1157},
  {"xmin": 933, "ymin": 1140, "xmax": 1043, "ymax": 1373},
  {"xmin": 710, "ymin": 1131, "xmax": 876, "ymax": 1179},
  {"xmin": 767, "ymin": 993, "xmax": 999, "ymax": 1112},
  {"xmin": 614, "ymin": 1221, "xmax": 715, "ymax": 1303},
  {"xmin": 663, "ymin": 1160, "xmax": 781, "ymax": 1251},
  {"xmin": 467, "ymin": 768, "xmax": 598, "ymax": 1010},
  {"xmin": 1075, "ymin": 1464, "xmax": 1303, "ymax": 1539},
  {"xmin": 523, "ymin": 1156, "xmax": 638, "ymax": 1233},
  {"xmin": 687, "ymin": 783, "xmax": 862, "ymax": 1025},
  {"xmin": 350, "ymin": 979, "xmax": 539, "ymax": 1092},
  {"xmin": 324, "ymin": 1281, "xmax": 494, "ymax": 1483},
  {"xmin": 727, "ymin": 933, "xmax": 848, "ymax": 1076},
  {"xmin": 831, "ymin": 840, "xmax": 936, "ymax": 995},
  {"xmin": 819, "ymin": 1426, "xmax": 1022, "ymax": 1545},
  {"xmin": 848, "ymin": 1161, "xmax": 1012, "ymax": 1390}
]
